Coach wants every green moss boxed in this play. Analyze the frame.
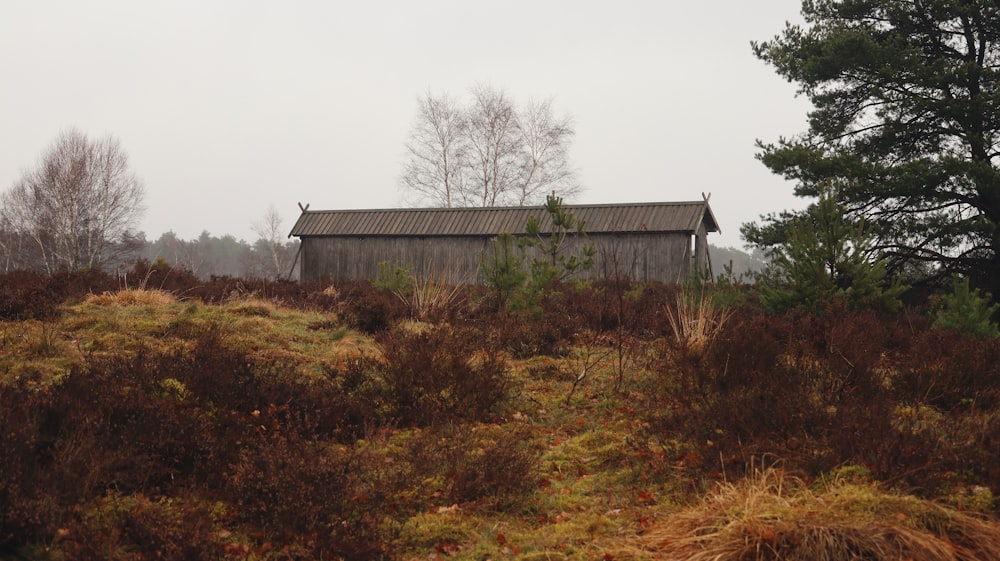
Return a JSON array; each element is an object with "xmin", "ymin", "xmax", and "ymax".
[
  {"xmin": 158, "ymin": 377, "xmax": 189, "ymax": 402},
  {"xmin": 515, "ymin": 552, "xmax": 568, "ymax": 561},
  {"xmin": 396, "ymin": 511, "xmax": 481, "ymax": 550}
]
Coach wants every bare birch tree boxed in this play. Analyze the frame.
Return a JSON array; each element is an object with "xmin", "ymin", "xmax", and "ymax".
[
  {"xmin": 0, "ymin": 183, "xmax": 48, "ymax": 271},
  {"xmin": 465, "ymin": 85, "xmax": 523, "ymax": 206},
  {"xmin": 401, "ymin": 93, "xmax": 468, "ymax": 207},
  {"xmin": 250, "ymin": 204, "xmax": 291, "ymax": 279},
  {"xmin": 516, "ymin": 98, "xmax": 580, "ymax": 204},
  {"xmin": 400, "ymin": 85, "xmax": 580, "ymax": 208},
  {"xmin": 0, "ymin": 128, "xmax": 145, "ymax": 272}
]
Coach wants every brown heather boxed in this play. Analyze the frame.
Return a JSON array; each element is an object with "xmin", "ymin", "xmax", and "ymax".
[{"xmin": 1, "ymin": 268, "xmax": 1000, "ymax": 559}]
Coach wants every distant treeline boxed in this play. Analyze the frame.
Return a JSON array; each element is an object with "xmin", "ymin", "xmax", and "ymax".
[
  {"xmin": 709, "ymin": 245, "xmax": 768, "ymax": 279},
  {"xmin": 139, "ymin": 231, "xmax": 300, "ymax": 280}
]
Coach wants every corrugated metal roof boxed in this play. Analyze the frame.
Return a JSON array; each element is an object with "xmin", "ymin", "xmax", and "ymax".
[{"xmin": 288, "ymin": 201, "xmax": 719, "ymax": 238}]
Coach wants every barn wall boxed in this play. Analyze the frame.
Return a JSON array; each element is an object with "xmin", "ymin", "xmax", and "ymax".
[
  {"xmin": 300, "ymin": 237, "xmax": 490, "ymax": 282},
  {"xmin": 587, "ymin": 233, "xmax": 692, "ymax": 283},
  {"xmin": 300, "ymin": 233, "xmax": 694, "ymax": 284}
]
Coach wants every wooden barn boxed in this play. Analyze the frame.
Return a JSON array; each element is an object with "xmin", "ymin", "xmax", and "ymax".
[{"xmin": 287, "ymin": 200, "xmax": 719, "ymax": 284}]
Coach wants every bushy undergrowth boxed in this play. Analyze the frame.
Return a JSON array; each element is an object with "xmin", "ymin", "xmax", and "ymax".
[
  {"xmin": 0, "ymin": 269, "xmax": 118, "ymax": 320},
  {"xmin": 637, "ymin": 302, "xmax": 1000, "ymax": 496},
  {"xmin": 3, "ymin": 268, "xmax": 1000, "ymax": 558},
  {"xmin": 0, "ymin": 320, "xmax": 530, "ymax": 558}
]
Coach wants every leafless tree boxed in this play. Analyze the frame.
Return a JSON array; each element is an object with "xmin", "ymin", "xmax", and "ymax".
[
  {"xmin": 250, "ymin": 204, "xmax": 290, "ymax": 279},
  {"xmin": 401, "ymin": 93, "xmax": 468, "ymax": 207},
  {"xmin": 465, "ymin": 85, "xmax": 523, "ymax": 206},
  {"xmin": 516, "ymin": 98, "xmax": 580, "ymax": 204},
  {"xmin": 0, "ymin": 129, "xmax": 145, "ymax": 272},
  {"xmin": 0, "ymin": 182, "xmax": 45, "ymax": 270},
  {"xmin": 400, "ymin": 85, "xmax": 580, "ymax": 208}
]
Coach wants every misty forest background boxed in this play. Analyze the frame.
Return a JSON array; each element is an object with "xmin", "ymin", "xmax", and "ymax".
[{"xmin": 135, "ymin": 230, "xmax": 764, "ymax": 283}]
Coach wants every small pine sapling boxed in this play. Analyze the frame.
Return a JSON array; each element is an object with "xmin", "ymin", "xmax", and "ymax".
[
  {"xmin": 481, "ymin": 232, "xmax": 527, "ymax": 310},
  {"xmin": 933, "ymin": 275, "xmax": 1000, "ymax": 339},
  {"xmin": 758, "ymin": 186, "xmax": 905, "ymax": 313}
]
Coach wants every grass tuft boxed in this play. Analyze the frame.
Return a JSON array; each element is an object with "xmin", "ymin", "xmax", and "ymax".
[
  {"xmin": 636, "ymin": 467, "xmax": 1000, "ymax": 561},
  {"xmin": 85, "ymin": 288, "xmax": 177, "ymax": 307},
  {"xmin": 665, "ymin": 284, "xmax": 732, "ymax": 350}
]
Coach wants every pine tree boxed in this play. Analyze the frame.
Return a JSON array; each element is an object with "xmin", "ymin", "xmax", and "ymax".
[
  {"xmin": 760, "ymin": 187, "xmax": 905, "ymax": 313},
  {"xmin": 746, "ymin": 1, "xmax": 1000, "ymax": 296}
]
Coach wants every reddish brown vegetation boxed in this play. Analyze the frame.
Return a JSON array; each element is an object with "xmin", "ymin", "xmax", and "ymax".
[
  {"xmin": 2, "ymin": 267, "xmax": 999, "ymax": 558},
  {"xmin": 639, "ymin": 302, "xmax": 1000, "ymax": 496},
  {"xmin": 0, "ymin": 268, "xmax": 531, "ymax": 558}
]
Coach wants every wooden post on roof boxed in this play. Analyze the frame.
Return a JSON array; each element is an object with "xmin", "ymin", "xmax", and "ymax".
[
  {"xmin": 286, "ymin": 203, "xmax": 309, "ymax": 280},
  {"xmin": 694, "ymin": 193, "xmax": 713, "ymax": 282}
]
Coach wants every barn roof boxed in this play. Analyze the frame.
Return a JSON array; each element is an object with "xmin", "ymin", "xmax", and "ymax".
[{"xmin": 288, "ymin": 201, "xmax": 719, "ymax": 238}]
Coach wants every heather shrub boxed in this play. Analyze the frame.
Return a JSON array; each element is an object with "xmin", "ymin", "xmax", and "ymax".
[
  {"xmin": 172, "ymin": 328, "xmax": 265, "ymax": 415},
  {"xmin": 0, "ymin": 270, "xmax": 63, "ymax": 320},
  {"xmin": 0, "ymin": 351, "xmax": 219, "ymax": 550},
  {"xmin": 628, "ymin": 282, "xmax": 682, "ymax": 336},
  {"xmin": 166, "ymin": 328, "xmax": 377, "ymax": 443},
  {"xmin": 122, "ymin": 262, "xmax": 342, "ymax": 310},
  {"xmin": 589, "ymin": 279, "xmax": 674, "ymax": 339},
  {"xmin": 439, "ymin": 423, "xmax": 540, "ymax": 510},
  {"xmin": 403, "ymin": 423, "xmax": 540, "ymax": 511},
  {"xmin": 469, "ymin": 281, "xmax": 671, "ymax": 359},
  {"xmin": 534, "ymin": 281, "xmax": 607, "ymax": 334},
  {"xmin": 0, "ymin": 268, "xmax": 116, "ymax": 320},
  {"xmin": 476, "ymin": 282, "xmax": 591, "ymax": 359},
  {"xmin": 897, "ymin": 328, "xmax": 1000, "ymax": 410},
  {"xmin": 372, "ymin": 324, "xmax": 512, "ymax": 425},
  {"xmin": 127, "ymin": 259, "xmax": 202, "ymax": 294},
  {"xmin": 337, "ymin": 280, "xmax": 407, "ymax": 333},
  {"xmin": 38, "ymin": 351, "xmax": 218, "ymax": 497},
  {"xmin": 488, "ymin": 308, "xmax": 570, "ymax": 358},
  {"xmin": 640, "ymin": 307, "xmax": 914, "ymax": 480},
  {"xmin": 60, "ymin": 495, "xmax": 234, "ymax": 561},
  {"xmin": 188, "ymin": 275, "xmax": 309, "ymax": 306},
  {"xmin": 0, "ymin": 382, "xmax": 52, "ymax": 549},
  {"xmin": 363, "ymin": 422, "xmax": 540, "ymax": 514},
  {"xmin": 0, "ymin": 328, "xmax": 396, "ymax": 557},
  {"xmin": 556, "ymin": 280, "xmax": 687, "ymax": 340},
  {"xmin": 637, "ymin": 303, "xmax": 1000, "ymax": 495},
  {"xmin": 223, "ymin": 432, "xmax": 385, "ymax": 560},
  {"xmin": 46, "ymin": 268, "xmax": 118, "ymax": 304}
]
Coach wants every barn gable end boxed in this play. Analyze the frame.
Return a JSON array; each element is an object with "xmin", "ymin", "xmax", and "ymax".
[{"xmin": 288, "ymin": 201, "xmax": 719, "ymax": 283}]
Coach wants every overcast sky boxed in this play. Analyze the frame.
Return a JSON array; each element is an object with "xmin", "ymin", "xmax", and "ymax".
[{"xmin": 1, "ymin": 1, "xmax": 810, "ymax": 249}]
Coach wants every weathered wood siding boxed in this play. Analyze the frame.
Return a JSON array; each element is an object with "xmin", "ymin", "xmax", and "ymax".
[
  {"xmin": 299, "ymin": 232, "xmax": 695, "ymax": 283},
  {"xmin": 300, "ymin": 236, "xmax": 491, "ymax": 282},
  {"xmin": 588, "ymin": 233, "xmax": 693, "ymax": 284}
]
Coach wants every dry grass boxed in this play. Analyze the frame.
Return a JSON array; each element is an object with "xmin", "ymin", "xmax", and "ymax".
[
  {"xmin": 223, "ymin": 297, "xmax": 280, "ymax": 317},
  {"xmin": 665, "ymin": 285, "xmax": 732, "ymax": 350},
  {"xmin": 84, "ymin": 288, "xmax": 177, "ymax": 307},
  {"xmin": 8, "ymin": 294, "xmax": 374, "ymax": 386},
  {"xmin": 635, "ymin": 468, "xmax": 1000, "ymax": 561},
  {"xmin": 400, "ymin": 268, "xmax": 468, "ymax": 321}
]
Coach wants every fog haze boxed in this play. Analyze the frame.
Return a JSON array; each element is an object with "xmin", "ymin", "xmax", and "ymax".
[{"xmin": 1, "ymin": 1, "xmax": 809, "ymax": 248}]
